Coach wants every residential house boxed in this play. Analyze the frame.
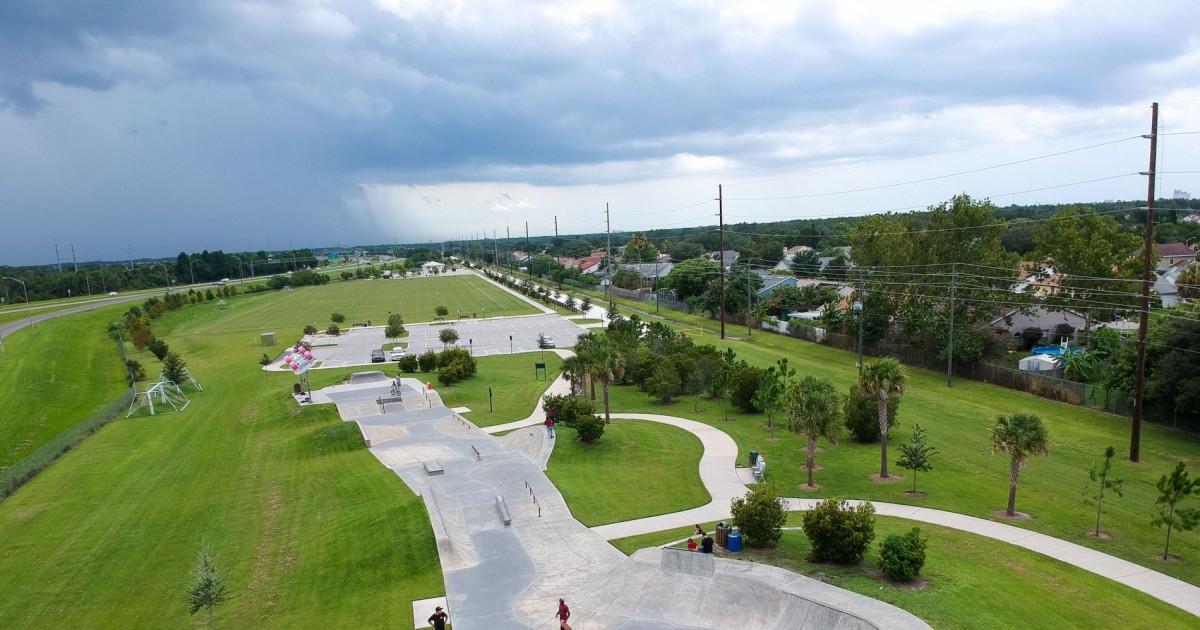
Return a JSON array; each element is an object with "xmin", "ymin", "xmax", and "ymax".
[
  {"xmin": 616, "ymin": 262, "xmax": 675, "ymax": 289},
  {"xmin": 711, "ymin": 249, "xmax": 740, "ymax": 268},
  {"xmin": 1153, "ymin": 259, "xmax": 1192, "ymax": 308},
  {"xmin": 754, "ymin": 270, "xmax": 798, "ymax": 299},
  {"xmin": 988, "ymin": 306, "xmax": 1087, "ymax": 346},
  {"xmin": 1155, "ymin": 242, "xmax": 1198, "ymax": 268},
  {"xmin": 1011, "ymin": 262, "xmax": 1062, "ymax": 297},
  {"xmin": 773, "ymin": 245, "xmax": 813, "ymax": 272}
]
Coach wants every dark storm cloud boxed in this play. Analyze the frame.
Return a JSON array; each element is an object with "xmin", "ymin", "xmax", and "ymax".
[{"xmin": 1, "ymin": 1, "xmax": 1198, "ymax": 265}]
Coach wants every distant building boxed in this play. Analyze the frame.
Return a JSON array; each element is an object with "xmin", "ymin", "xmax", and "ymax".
[{"xmin": 1174, "ymin": 189, "xmax": 1191, "ymax": 200}]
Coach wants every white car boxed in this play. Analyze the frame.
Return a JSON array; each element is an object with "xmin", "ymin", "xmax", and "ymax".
[
  {"xmin": 390, "ymin": 348, "xmax": 407, "ymax": 361},
  {"xmin": 108, "ymin": 291, "xmax": 119, "ymax": 296}
]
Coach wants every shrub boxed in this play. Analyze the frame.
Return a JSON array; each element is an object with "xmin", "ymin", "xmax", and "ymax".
[
  {"xmin": 802, "ymin": 498, "xmax": 876, "ymax": 564},
  {"xmin": 878, "ymin": 528, "xmax": 928, "ymax": 582},
  {"xmin": 437, "ymin": 360, "xmax": 469, "ymax": 385},
  {"xmin": 397, "ymin": 354, "xmax": 419, "ymax": 373},
  {"xmin": 542, "ymin": 394, "xmax": 596, "ymax": 428},
  {"xmin": 303, "ymin": 324, "xmax": 318, "ymax": 336},
  {"xmin": 574, "ymin": 414, "xmax": 605, "ymax": 442},
  {"xmin": 435, "ymin": 305, "xmax": 449, "ymax": 317},
  {"xmin": 126, "ymin": 359, "xmax": 146, "ymax": 382},
  {"xmin": 331, "ymin": 312, "xmax": 346, "ymax": 323},
  {"xmin": 843, "ymin": 385, "xmax": 900, "ymax": 443},
  {"xmin": 147, "ymin": 337, "xmax": 170, "ymax": 361},
  {"xmin": 325, "ymin": 323, "xmax": 341, "ymax": 336},
  {"xmin": 437, "ymin": 348, "xmax": 476, "ymax": 375},
  {"xmin": 730, "ymin": 483, "xmax": 787, "ymax": 547},
  {"xmin": 418, "ymin": 351, "xmax": 438, "ymax": 372},
  {"xmin": 646, "ymin": 363, "xmax": 682, "ymax": 403}
]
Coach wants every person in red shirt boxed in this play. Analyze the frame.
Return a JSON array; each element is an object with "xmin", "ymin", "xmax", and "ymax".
[
  {"xmin": 686, "ymin": 538, "xmax": 698, "ymax": 551},
  {"xmin": 556, "ymin": 598, "xmax": 572, "ymax": 629},
  {"xmin": 545, "ymin": 415, "xmax": 555, "ymax": 438}
]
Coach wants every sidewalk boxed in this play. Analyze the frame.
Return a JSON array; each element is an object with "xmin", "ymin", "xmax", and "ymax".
[{"xmin": 584, "ymin": 414, "xmax": 1200, "ymax": 618}]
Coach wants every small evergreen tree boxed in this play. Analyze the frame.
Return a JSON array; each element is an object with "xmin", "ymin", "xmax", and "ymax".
[
  {"xmin": 1152, "ymin": 462, "xmax": 1200, "ymax": 560},
  {"xmin": 385, "ymin": 313, "xmax": 406, "ymax": 340},
  {"xmin": 580, "ymin": 296, "xmax": 592, "ymax": 314},
  {"xmin": 730, "ymin": 483, "xmax": 787, "ymax": 547},
  {"xmin": 186, "ymin": 541, "xmax": 229, "ymax": 629},
  {"xmin": 897, "ymin": 423, "xmax": 936, "ymax": 495},
  {"xmin": 1088, "ymin": 446, "xmax": 1124, "ymax": 537},
  {"xmin": 147, "ymin": 337, "xmax": 170, "ymax": 361},
  {"xmin": 646, "ymin": 363, "xmax": 682, "ymax": 403},
  {"xmin": 162, "ymin": 352, "xmax": 188, "ymax": 384},
  {"xmin": 259, "ymin": 353, "xmax": 271, "ymax": 368},
  {"xmin": 606, "ymin": 300, "xmax": 620, "ymax": 321}
]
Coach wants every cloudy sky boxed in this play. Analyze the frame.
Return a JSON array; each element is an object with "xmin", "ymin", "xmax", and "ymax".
[{"xmin": 2, "ymin": 0, "xmax": 1199, "ymax": 266}]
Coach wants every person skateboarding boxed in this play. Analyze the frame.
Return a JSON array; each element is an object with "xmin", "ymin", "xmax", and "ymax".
[
  {"xmin": 556, "ymin": 598, "xmax": 572, "ymax": 629},
  {"xmin": 427, "ymin": 605, "xmax": 449, "ymax": 630}
]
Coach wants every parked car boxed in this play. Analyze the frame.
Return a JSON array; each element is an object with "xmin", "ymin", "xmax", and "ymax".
[
  {"xmin": 108, "ymin": 291, "xmax": 119, "ymax": 296},
  {"xmin": 538, "ymin": 335, "xmax": 556, "ymax": 349},
  {"xmin": 390, "ymin": 348, "xmax": 406, "ymax": 361},
  {"xmin": 370, "ymin": 349, "xmax": 385, "ymax": 363}
]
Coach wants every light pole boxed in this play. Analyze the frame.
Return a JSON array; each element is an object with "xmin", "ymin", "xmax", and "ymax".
[
  {"xmin": 230, "ymin": 255, "xmax": 244, "ymax": 284},
  {"xmin": 2, "ymin": 276, "xmax": 33, "ymax": 329}
]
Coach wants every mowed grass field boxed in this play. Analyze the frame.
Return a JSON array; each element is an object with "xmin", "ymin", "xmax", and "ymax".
[
  {"xmin": 0, "ymin": 305, "xmax": 129, "ymax": 470},
  {"xmin": 171, "ymin": 273, "xmax": 539, "ymax": 337},
  {"xmin": 0, "ymin": 286, "xmax": 446, "ymax": 628}
]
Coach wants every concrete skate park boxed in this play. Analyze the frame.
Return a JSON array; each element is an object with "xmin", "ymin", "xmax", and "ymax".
[{"xmin": 309, "ymin": 371, "xmax": 930, "ymax": 630}]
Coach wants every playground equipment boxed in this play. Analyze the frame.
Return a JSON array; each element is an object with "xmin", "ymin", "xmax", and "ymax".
[{"xmin": 127, "ymin": 380, "xmax": 191, "ymax": 418}]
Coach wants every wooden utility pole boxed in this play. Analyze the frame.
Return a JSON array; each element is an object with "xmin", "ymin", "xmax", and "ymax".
[
  {"xmin": 1131, "ymin": 102, "xmax": 1159, "ymax": 463},
  {"xmin": 947, "ymin": 263, "xmax": 956, "ymax": 388},
  {"xmin": 525, "ymin": 221, "xmax": 531, "ymax": 281},
  {"xmin": 606, "ymin": 203, "xmax": 612, "ymax": 304},
  {"xmin": 719, "ymin": 185, "xmax": 726, "ymax": 339},
  {"xmin": 554, "ymin": 215, "xmax": 558, "ymax": 240}
]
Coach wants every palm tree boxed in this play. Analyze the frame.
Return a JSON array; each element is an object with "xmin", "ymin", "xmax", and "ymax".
[
  {"xmin": 589, "ymin": 337, "xmax": 625, "ymax": 423},
  {"xmin": 574, "ymin": 332, "xmax": 602, "ymax": 400},
  {"xmin": 560, "ymin": 354, "xmax": 586, "ymax": 396},
  {"xmin": 859, "ymin": 358, "xmax": 907, "ymax": 478},
  {"xmin": 990, "ymin": 412, "xmax": 1050, "ymax": 517},
  {"xmin": 786, "ymin": 376, "xmax": 842, "ymax": 487}
]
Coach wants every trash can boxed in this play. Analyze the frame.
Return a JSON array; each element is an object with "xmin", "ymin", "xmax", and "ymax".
[
  {"xmin": 715, "ymin": 522, "xmax": 731, "ymax": 548},
  {"xmin": 727, "ymin": 531, "xmax": 743, "ymax": 553},
  {"xmin": 749, "ymin": 450, "xmax": 759, "ymax": 467}
]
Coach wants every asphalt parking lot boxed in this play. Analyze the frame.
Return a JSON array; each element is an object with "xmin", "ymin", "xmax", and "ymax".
[{"xmin": 287, "ymin": 313, "xmax": 589, "ymax": 370}]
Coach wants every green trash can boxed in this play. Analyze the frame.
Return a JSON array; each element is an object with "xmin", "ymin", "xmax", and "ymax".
[
  {"xmin": 727, "ymin": 531, "xmax": 743, "ymax": 553},
  {"xmin": 749, "ymin": 450, "xmax": 759, "ymax": 467}
]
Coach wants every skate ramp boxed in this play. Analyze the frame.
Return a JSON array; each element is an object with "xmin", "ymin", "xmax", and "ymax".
[
  {"xmin": 568, "ymin": 548, "xmax": 930, "ymax": 629},
  {"xmin": 495, "ymin": 426, "xmax": 552, "ymax": 470},
  {"xmin": 348, "ymin": 371, "xmax": 390, "ymax": 384}
]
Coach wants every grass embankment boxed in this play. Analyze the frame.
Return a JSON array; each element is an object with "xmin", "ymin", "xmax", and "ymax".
[
  {"xmin": 438, "ymin": 353, "xmax": 563, "ymax": 427},
  {"xmin": 546, "ymin": 420, "xmax": 710, "ymax": 526},
  {"xmin": 0, "ymin": 306, "xmax": 128, "ymax": 470},
  {"xmin": 0, "ymin": 290, "xmax": 444, "ymax": 628},
  {"xmin": 612, "ymin": 516, "xmax": 1195, "ymax": 629},
  {"xmin": 172, "ymin": 273, "xmax": 537, "ymax": 340}
]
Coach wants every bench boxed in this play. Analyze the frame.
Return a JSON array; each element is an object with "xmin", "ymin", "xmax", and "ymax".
[
  {"xmin": 752, "ymin": 456, "xmax": 767, "ymax": 481},
  {"xmin": 495, "ymin": 495, "xmax": 512, "ymax": 526}
]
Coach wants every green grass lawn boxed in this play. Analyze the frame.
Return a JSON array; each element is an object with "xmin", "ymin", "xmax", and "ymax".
[
  {"xmin": 546, "ymin": 419, "xmax": 710, "ymax": 526},
  {"xmin": 441, "ymin": 354, "xmax": 563, "ymax": 427},
  {"xmin": 612, "ymin": 516, "xmax": 1195, "ymax": 629},
  {"xmin": 0, "ymin": 300, "xmax": 444, "ymax": 628},
  {"xmin": 0, "ymin": 305, "xmax": 129, "ymax": 470},
  {"xmin": 166, "ymin": 274, "xmax": 538, "ymax": 338}
]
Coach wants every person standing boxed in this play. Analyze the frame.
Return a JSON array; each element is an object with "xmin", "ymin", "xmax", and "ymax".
[
  {"xmin": 428, "ymin": 606, "xmax": 449, "ymax": 630},
  {"xmin": 544, "ymin": 415, "xmax": 555, "ymax": 438},
  {"xmin": 556, "ymin": 598, "xmax": 572, "ymax": 630}
]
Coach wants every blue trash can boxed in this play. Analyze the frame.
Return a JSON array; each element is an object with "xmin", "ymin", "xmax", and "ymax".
[{"xmin": 727, "ymin": 531, "xmax": 743, "ymax": 553}]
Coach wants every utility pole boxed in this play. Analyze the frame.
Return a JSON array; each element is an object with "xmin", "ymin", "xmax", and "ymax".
[
  {"xmin": 856, "ymin": 270, "xmax": 865, "ymax": 374},
  {"xmin": 494, "ymin": 230, "xmax": 498, "ymax": 269},
  {"xmin": 554, "ymin": 215, "xmax": 559, "ymax": 240},
  {"xmin": 71, "ymin": 244, "xmax": 78, "ymax": 272},
  {"xmin": 746, "ymin": 265, "xmax": 752, "ymax": 337},
  {"xmin": 506, "ymin": 226, "xmax": 511, "ymax": 273},
  {"xmin": 54, "ymin": 244, "xmax": 62, "ymax": 273},
  {"xmin": 606, "ymin": 203, "xmax": 612, "ymax": 305},
  {"xmin": 525, "ymin": 221, "xmax": 531, "ymax": 282},
  {"xmin": 947, "ymin": 263, "xmax": 956, "ymax": 388},
  {"xmin": 1131, "ymin": 101, "xmax": 1159, "ymax": 464},
  {"xmin": 127, "ymin": 245, "xmax": 134, "ymax": 271},
  {"xmin": 718, "ymin": 185, "xmax": 725, "ymax": 340}
]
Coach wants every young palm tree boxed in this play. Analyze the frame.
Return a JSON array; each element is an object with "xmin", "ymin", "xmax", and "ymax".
[
  {"xmin": 560, "ymin": 354, "xmax": 586, "ymax": 396},
  {"xmin": 589, "ymin": 338, "xmax": 625, "ymax": 423},
  {"xmin": 990, "ymin": 412, "xmax": 1050, "ymax": 517},
  {"xmin": 859, "ymin": 358, "xmax": 907, "ymax": 478},
  {"xmin": 786, "ymin": 376, "xmax": 842, "ymax": 487},
  {"xmin": 574, "ymin": 332, "xmax": 601, "ymax": 400}
]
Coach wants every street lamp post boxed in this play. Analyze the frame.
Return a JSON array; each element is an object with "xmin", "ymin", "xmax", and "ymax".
[
  {"xmin": 2, "ymin": 276, "xmax": 33, "ymax": 329},
  {"xmin": 230, "ymin": 255, "xmax": 244, "ymax": 284}
]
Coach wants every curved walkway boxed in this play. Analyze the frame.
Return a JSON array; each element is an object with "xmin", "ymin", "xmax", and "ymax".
[{"xmin": 578, "ymin": 413, "xmax": 1200, "ymax": 618}]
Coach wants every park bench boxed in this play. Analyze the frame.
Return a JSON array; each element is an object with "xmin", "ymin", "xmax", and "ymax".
[
  {"xmin": 495, "ymin": 495, "xmax": 512, "ymax": 526},
  {"xmin": 752, "ymin": 456, "xmax": 767, "ymax": 481}
]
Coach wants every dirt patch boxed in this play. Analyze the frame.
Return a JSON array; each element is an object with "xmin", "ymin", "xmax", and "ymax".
[
  {"xmin": 993, "ymin": 510, "xmax": 1032, "ymax": 521},
  {"xmin": 869, "ymin": 473, "xmax": 903, "ymax": 484},
  {"xmin": 1155, "ymin": 554, "xmax": 1181, "ymax": 563},
  {"xmin": 1084, "ymin": 531, "xmax": 1113, "ymax": 540},
  {"xmin": 863, "ymin": 566, "xmax": 930, "ymax": 591},
  {"xmin": 902, "ymin": 491, "xmax": 927, "ymax": 499},
  {"xmin": 796, "ymin": 483, "xmax": 823, "ymax": 492}
]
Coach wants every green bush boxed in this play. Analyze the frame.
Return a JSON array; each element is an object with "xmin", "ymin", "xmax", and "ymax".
[
  {"xmin": 417, "ymin": 351, "xmax": 438, "ymax": 372},
  {"xmin": 574, "ymin": 414, "xmax": 605, "ymax": 442},
  {"xmin": 542, "ymin": 395, "xmax": 596, "ymax": 428},
  {"xmin": 730, "ymin": 483, "xmax": 787, "ymax": 547},
  {"xmin": 125, "ymin": 359, "xmax": 146, "ymax": 382},
  {"xmin": 331, "ymin": 312, "xmax": 346, "ymax": 323},
  {"xmin": 730, "ymin": 361, "xmax": 763, "ymax": 412},
  {"xmin": 843, "ymin": 385, "xmax": 900, "ymax": 443},
  {"xmin": 147, "ymin": 337, "xmax": 170, "ymax": 361},
  {"xmin": 437, "ymin": 360, "xmax": 470, "ymax": 386},
  {"xmin": 325, "ymin": 323, "xmax": 341, "ymax": 336},
  {"xmin": 802, "ymin": 498, "xmax": 876, "ymax": 564},
  {"xmin": 878, "ymin": 527, "xmax": 928, "ymax": 582},
  {"xmin": 646, "ymin": 363, "xmax": 682, "ymax": 403},
  {"xmin": 303, "ymin": 324, "xmax": 318, "ymax": 336},
  {"xmin": 397, "ymin": 354, "xmax": 419, "ymax": 373},
  {"xmin": 437, "ymin": 348, "xmax": 476, "ymax": 375}
]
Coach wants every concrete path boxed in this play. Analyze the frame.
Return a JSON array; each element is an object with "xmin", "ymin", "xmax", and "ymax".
[{"xmin": 580, "ymin": 415, "xmax": 1200, "ymax": 619}]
